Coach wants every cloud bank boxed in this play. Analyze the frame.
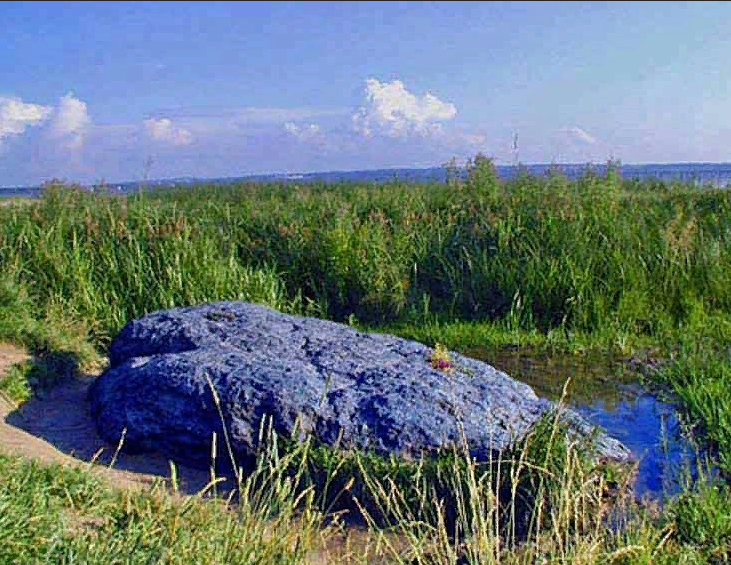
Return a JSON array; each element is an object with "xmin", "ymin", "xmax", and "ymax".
[{"xmin": 0, "ymin": 78, "xmax": 509, "ymax": 186}]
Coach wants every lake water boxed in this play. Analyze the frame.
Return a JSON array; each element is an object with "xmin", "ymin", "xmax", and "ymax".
[{"xmin": 3, "ymin": 162, "xmax": 731, "ymax": 197}]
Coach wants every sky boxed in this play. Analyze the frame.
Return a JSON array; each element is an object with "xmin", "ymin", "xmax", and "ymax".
[{"xmin": 1, "ymin": 1, "xmax": 730, "ymax": 187}]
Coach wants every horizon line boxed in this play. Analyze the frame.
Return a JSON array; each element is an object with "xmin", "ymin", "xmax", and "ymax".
[{"xmin": 3, "ymin": 160, "xmax": 731, "ymax": 190}]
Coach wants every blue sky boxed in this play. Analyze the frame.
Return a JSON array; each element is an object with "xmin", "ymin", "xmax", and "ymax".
[{"xmin": 1, "ymin": 1, "xmax": 729, "ymax": 186}]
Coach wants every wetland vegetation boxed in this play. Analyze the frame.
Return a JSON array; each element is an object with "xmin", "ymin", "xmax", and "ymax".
[{"xmin": 2, "ymin": 155, "xmax": 731, "ymax": 563}]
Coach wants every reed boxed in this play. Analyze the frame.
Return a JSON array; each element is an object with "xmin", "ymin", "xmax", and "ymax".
[{"xmin": 3, "ymin": 162, "xmax": 731, "ymax": 347}]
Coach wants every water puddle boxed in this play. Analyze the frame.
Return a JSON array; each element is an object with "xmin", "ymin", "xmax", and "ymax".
[{"xmin": 463, "ymin": 347, "xmax": 705, "ymax": 500}]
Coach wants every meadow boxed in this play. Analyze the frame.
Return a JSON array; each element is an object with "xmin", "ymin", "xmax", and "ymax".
[{"xmin": 2, "ymin": 155, "xmax": 731, "ymax": 563}]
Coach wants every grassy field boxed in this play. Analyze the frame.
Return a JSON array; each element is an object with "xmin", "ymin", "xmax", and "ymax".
[{"xmin": 2, "ymin": 156, "xmax": 731, "ymax": 562}]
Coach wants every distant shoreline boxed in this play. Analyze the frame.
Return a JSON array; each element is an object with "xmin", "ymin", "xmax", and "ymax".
[{"xmin": 3, "ymin": 160, "xmax": 731, "ymax": 195}]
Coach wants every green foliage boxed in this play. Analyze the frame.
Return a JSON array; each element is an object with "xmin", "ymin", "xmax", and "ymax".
[
  {"xmin": 0, "ymin": 351, "xmax": 81, "ymax": 404},
  {"xmin": 651, "ymin": 345, "xmax": 731, "ymax": 476},
  {"xmin": 0, "ymin": 362, "xmax": 32, "ymax": 404},
  {"xmin": 668, "ymin": 481, "xmax": 731, "ymax": 560},
  {"xmin": 3, "ymin": 166, "xmax": 731, "ymax": 354},
  {"xmin": 0, "ymin": 445, "xmax": 327, "ymax": 565}
]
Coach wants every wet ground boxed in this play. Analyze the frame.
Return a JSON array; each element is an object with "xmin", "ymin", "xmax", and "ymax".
[{"xmin": 463, "ymin": 347, "xmax": 706, "ymax": 500}]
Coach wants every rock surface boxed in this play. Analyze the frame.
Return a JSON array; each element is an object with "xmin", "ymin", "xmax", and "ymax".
[{"xmin": 88, "ymin": 301, "xmax": 634, "ymax": 471}]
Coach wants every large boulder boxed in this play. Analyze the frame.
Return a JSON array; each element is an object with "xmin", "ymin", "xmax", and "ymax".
[{"xmin": 87, "ymin": 301, "xmax": 633, "ymax": 471}]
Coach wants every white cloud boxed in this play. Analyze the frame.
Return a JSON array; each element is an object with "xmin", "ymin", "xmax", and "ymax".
[
  {"xmin": 143, "ymin": 117, "xmax": 193, "ymax": 146},
  {"xmin": 236, "ymin": 107, "xmax": 346, "ymax": 123},
  {"xmin": 0, "ymin": 96, "xmax": 52, "ymax": 146},
  {"xmin": 152, "ymin": 106, "xmax": 347, "ymax": 123},
  {"xmin": 0, "ymin": 93, "xmax": 92, "ymax": 152},
  {"xmin": 47, "ymin": 92, "xmax": 92, "ymax": 151},
  {"xmin": 559, "ymin": 126, "xmax": 597, "ymax": 145},
  {"xmin": 139, "ymin": 106, "xmax": 347, "ymax": 141},
  {"xmin": 148, "ymin": 106, "xmax": 348, "ymax": 137},
  {"xmin": 284, "ymin": 121, "xmax": 323, "ymax": 144},
  {"xmin": 352, "ymin": 78, "xmax": 457, "ymax": 138}
]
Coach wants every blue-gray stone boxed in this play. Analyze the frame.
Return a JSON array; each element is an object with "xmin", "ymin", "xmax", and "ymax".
[{"xmin": 87, "ymin": 301, "xmax": 634, "ymax": 470}]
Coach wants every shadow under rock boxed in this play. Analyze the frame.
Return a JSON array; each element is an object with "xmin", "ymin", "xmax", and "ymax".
[{"xmin": 3, "ymin": 365, "xmax": 235, "ymax": 498}]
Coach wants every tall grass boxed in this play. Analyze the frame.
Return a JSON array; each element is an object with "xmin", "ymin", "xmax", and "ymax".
[{"xmin": 2, "ymin": 160, "xmax": 731, "ymax": 351}]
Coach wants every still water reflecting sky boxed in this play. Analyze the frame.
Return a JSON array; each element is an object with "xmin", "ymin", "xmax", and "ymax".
[{"xmin": 467, "ymin": 349, "xmax": 709, "ymax": 500}]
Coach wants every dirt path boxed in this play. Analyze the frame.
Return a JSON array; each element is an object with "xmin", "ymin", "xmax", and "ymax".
[{"xmin": 0, "ymin": 342, "xmax": 223, "ymax": 496}]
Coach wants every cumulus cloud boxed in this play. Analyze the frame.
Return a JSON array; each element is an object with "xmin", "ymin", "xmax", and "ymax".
[
  {"xmin": 1, "ymin": 93, "xmax": 92, "ymax": 152},
  {"xmin": 46, "ymin": 92, "xmax": 92, "ymax": 151},
  {"xmin": 0, "ymin": 96, "xmax": 53, "ymax": 146},
  {"xmin": 352, "ymin": 78, "xmax": 457, "ymax": 138},
  {"xmin": 559, "ymin": 126, "xmax": 597, "ymax": 144},
  {"xmin": 143, "ymin": 117, "xmax": 193, "ymax": 146},
  {"xmin": 284, "ymin": 121, "xmax": 323, "ymax": 144}
]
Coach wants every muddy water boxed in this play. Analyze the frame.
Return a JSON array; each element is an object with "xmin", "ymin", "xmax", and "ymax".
[{"xmin": 463, "ymin": 347, "xmax": 700, "ymax": 500}]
